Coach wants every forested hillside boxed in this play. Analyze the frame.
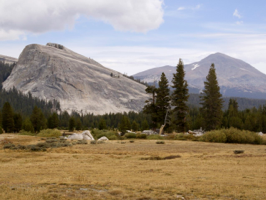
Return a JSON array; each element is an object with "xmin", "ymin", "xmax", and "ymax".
[{"xmin": 0, "ymin": 61, "xmax": 15, "ymax": 86}]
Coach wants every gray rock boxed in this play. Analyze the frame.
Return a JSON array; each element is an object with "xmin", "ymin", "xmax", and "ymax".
[{"xmin": 3, "ymin": 43, "xmax": 148, "ymax": 114}]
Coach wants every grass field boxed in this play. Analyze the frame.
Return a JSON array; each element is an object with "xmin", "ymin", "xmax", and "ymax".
[{"xmin": 0, "ymin": 134, "xmax": 266, "ymax": 200}]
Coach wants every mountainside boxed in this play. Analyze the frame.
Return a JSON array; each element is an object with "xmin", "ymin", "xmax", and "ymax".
[
  {"xmin": 3, "ymin": 43, "xmax": 148, "ymax": 114},
  {"xmin": 133, "ymin": 53, "xmax": 266, "ymax": 99},
  {"xmin": 0, "ymin": 54, "xmax": 17, "ymax": 65}
]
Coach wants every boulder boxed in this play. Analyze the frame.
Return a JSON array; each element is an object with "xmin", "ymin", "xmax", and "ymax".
[
  {"xmin": 67, "ymin": 130, "xmax": 95, "ymax": 140},
  {"xmin": 98, "ymin": 136, "xmax": 109, "ymax": 141}
]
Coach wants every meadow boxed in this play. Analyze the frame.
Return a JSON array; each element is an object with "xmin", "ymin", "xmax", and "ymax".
[{"xmin": 0, "ymin": 133, "xmax": 266, "ymax": 200}]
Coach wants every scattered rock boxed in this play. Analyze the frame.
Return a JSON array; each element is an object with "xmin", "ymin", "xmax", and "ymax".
[
  {"xmin": 98, "ymin": 136, "xmax": 109, "ymax": 141},
  {"xmin": 234, "ymin": 150, "xmax": 244, "ymax": 154}
]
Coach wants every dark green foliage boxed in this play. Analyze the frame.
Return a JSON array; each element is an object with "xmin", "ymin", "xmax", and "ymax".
[
  {"xmin": 0, "ymin": 126, "xmax": 3, "ymax": 134},
  {"xmin": 131, "ymin": 120, "xmax": 139, "ymax": 131},
  {"xmin": 201, "ymin": 128, "xmax": 264, "ymax": 144},
  {"xmin": 2, "ymin": 102, "xmax": 14, "ymax": 133},
  {"xmin": 22, "ymin": 118, "xmax": 34, "ymax": 133},
  {"xmin": 171, "ymin": 59, "xmax": 189, "ymax": 132},
  {"xmin": 68, "ymin": 117, "xmax": 75, "ymax": 131},
  {"xmin": 141, "ymin": 119, "xmax": 149, "ymax": 131},
  {"xmin": 124, "ymin": 133, "xmax": 137, "ymax": 138},
  {"xmin": 47, "ymin": 112, "xmax": 59, "ymax": 129},
  {"xmin": 200, "ymin": 64, "xmax": 223, "ymax": 131},
  {"xmin": 0, "ymin": 62, "xmax": 14, "ymax": 84},
  {"xmin": 119, "ymin": 116, "xmax": 131, "ymax": 134},
  {"xmin": 143, "ymin": 85, "xmax": 158, "ymax": 128},
  {"xmin": 30, "ymin": 106, "xmax": 46, "ymax": 133},
  {"xmin": 156, "ymin": 72, "xmax": 170, "ymax": 126},
  {"xmin": 98, "ymin": 118, "xmax": 107, "ymax": 130},
  {"xmin": 136, "ymin": 133, "xmax": 147, "ymax": 139},
  {"xmin": 13, "ymin": 113, "xmax": 22, "ymax": 132},
  {"xmin": 76, "ymin": 118, "xmax": 82, "ymax": 130}
]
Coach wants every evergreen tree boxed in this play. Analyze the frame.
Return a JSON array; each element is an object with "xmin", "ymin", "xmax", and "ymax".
[
  {"xmin": 119, "ymin": 116, "xmax": 131, "ymax": 134},
  {"xmin": 200, "ymin": 64, "xmax": 224, "ymax": 130},
  {"xmin": 22, "ymin": 118, "xmax": 34, "ymax": 132},
  {"xmin": 156, "ymin": 72, "xmax": 170, "ymax": 126},
  {"xmin": 141, "ymin": 119, "xmax": 149, "ymax": 131},
  {"xmin": 2, "ymin": 102, "xmax": 14, "ymax": 133},
  {"xmin": 13, "ymin": 113, "xmax": 22, "ymax": 132},
  {"xmin": 131, "ymin": 120, "xmax": 139, "ymax": 132},
  {"xmin": 98, "ymin": 118, "xmax": 107, "ymax": 130},
  {"xmin": 76, "ymin": 118, "xmax": 82, "ymax": 130},
  {"xmin": 143, "ymin": 85, "xmax": 158, "ymax": 128},
  {"xmin": 69, "ymin": 117, "xmax": 75, "ymax": 131},
  {"xmin": 171, "ymin": 59, "xmax": 190, "ymax": 132},
  {"xmin": 30, "ymin": 106, "xmax": 46, "ymax": 133},
  {"xmin": 48, "ymin": 112, "xmax": 59, "ymax": 129}
]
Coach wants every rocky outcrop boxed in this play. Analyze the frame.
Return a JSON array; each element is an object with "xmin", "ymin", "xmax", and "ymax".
[
  {"xmin": 3, "ymin": 43, "xmax": 148, "ymax": 114},
  {"xmin": 0, "ymin": 54, "xmax": 17, "ymax": 65}
]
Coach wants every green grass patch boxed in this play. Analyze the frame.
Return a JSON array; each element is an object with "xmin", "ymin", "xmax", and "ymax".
[
  {"xmin": 37, "ymin": 129, "xmax": 62, "ymax": 138},
  {"xmin": 201, "ymin": 127, "xmax": 264, "ymax": 144},
  {"xmin": 91, "ymin": 129, "xmax": 118, "ymax": 140}
]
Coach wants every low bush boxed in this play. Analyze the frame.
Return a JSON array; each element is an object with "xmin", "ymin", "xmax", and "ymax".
[
  {"xmin": 147, "ymin": 135, "xmax": 164, "ymax": 140},
  {"xmin": 201, "ymin": 128, "xmax": 264, "ymax": 144},
  {"xmin": 91, "ymin": 129, "xmax": 118, "ymax": 140},
  {"xmin": 136, "ymin": 134, "xmax": 147, "ymax": 139},
  {"xmin": 37, "ymin": 129, "xmax": 62, "ymax": 138},
  {"xmin": 0, "ymin": 126, "xmax": 3, "ymax": 134},
  {"xmin": 156, "ymin": 141, "xmax": 165, "ymax": 144},
  {"xmin": 175, "ymin": 133, "xmax": 198, "ymax": 141},
  {"xmin": 124, "ymin": 133, "xmax": 136, "ymax": 139}
]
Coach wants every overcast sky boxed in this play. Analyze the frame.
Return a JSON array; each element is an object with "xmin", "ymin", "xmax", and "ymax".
[{"xmin": 0, "ymin": 0, "xmax": 266, "ymax": 75}]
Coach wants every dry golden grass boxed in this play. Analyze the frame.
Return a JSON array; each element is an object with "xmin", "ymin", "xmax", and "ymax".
[{"xmin": 0, "ymin": 133, "xmax": 266, "ymax": 199}]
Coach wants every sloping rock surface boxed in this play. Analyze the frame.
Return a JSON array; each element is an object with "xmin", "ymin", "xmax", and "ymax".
[{"xmin": 3, "ymin": 43, "xmax": 148, "ymax": 114}]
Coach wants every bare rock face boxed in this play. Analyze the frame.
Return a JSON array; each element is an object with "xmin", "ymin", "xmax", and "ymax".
[
  {"xmin": 3, "ymin": 43, "xmax": 148, "ymax": 114},
  {"xmin": 0, "ymin": 54, "xmax": 17, "ymax": 65}
]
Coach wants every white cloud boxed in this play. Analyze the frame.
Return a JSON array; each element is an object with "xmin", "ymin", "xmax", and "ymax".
[
  {"xmin": 233, "ymin": 9, "xmax": 242, "ymax": 18},
  {"xmin": 177, "ymin": 7, "xmax": 185, "ymax": 11},
  {"xmin": 0, "ymin": 0, "xmax": 164, "ymax": 40},
  {"xmin": 177, "ymin": 4, "xmax": 201, "ymax": 11},
  {"xmin": 236, "ymin": 21, "xmax": 244, "ymax": 25}
]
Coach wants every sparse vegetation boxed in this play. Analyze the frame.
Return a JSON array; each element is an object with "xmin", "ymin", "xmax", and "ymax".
[
  {"xmin": 91, "ymin": 129, "xmax": 118, "ymax": 140},
  {"xmin": 37, "ymin": 129, "xmax": 61, "ymax": 138},
  {"xmin": 201, "ymin": 127, "xmax": 264, "ymax": 144}
]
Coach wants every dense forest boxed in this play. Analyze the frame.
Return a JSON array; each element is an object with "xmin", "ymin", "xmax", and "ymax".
[{"xmin": 1, "ymin": 60, "xmax": 266, "ymax": 134}]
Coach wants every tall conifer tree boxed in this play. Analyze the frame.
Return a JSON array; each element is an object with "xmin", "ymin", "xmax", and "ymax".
[
  {"xmin": 171, "ymin": 59, "xmax": 190, "ymax": 132},
  {"xmin": 143, "ymin": 85, "xmax": 158, "ymax": 128},
  {"xmin": 156, "ymin": 72, "xmax": 170, "ymax": 126},
  {"xmin": 2, "ymin": 102, "xmax": 14, "ymax": 133},
  {"xmin": 200, "ymin": 63, "xmax": 223, "ymax": 130}
]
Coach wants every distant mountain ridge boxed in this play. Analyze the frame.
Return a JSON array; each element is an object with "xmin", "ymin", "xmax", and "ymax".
[
  {"xmin": 0, "ymin": 54, "xmax": 17, "ymax": 65},
  {"xmin": 133, "ymin": 53, "xmax": 266, "ymax": 99}
]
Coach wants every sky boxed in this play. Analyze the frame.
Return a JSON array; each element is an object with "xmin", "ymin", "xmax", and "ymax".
[{"xmin": 0, "ymin": 0, "xmax": 266, "ymax": 75}]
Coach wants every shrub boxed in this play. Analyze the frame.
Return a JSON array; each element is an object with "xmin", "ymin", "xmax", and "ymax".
[
  {"xmin": 37, "ymin": 129, "xmax": 61, "ymax": 138},
  {"xmin": 0, "ymin": 126, "xmax": 3, "ymax": 134},
  {"xmin": 3, "ymin": 144, "xmax": 15, "ymax": 149},
  {"xmin": 90, "ymin": 140, "xmax": 97, "ymax": 144},
  {"xmin": 156, "ymin": 141, "xmax": 165, "ymax": 144},
  {"xmin": 175, "ymin": 133, "xmax": 198, "ymax": 141},
  {"xmin": 91, "ymin": 129, "xmax": 118, "ymax": 140},
  {"xmin": 136, "ymin": 134, "xmax": 147, "ymax": 139},
  {"xmin": 124, "ymin": 133, "xmax": 136, "ymax": 139},
  {"xmin": 147, "ymin": 135, "xmax": 164, "ymax": 140},
  {"xmin": 201, "ymin": 128, "xmax": 264, "ymax": 144},
  {"xmin": 130, "ymin": 140, "xmax": 134, "ymax": 143}
]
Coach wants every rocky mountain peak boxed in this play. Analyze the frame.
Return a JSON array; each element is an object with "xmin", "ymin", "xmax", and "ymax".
[{"xmin": 3, "ymin": 43, "xmax": 148, "ymax": 114}]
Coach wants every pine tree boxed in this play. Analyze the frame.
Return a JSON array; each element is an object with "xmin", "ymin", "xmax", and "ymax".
[
  {"xmin": 156, "ymin": 72, "xmax": 170, "ymax": 126},
  {"xmin": 48, "ymin": 112, "xmax": 59, "ymax": 129},
  {"xmin": 119, "ymin": 116, "xmax": 131, "ymax": 134},
  {"xmin": 98, "ymin": 118, "xmax": 107, "ymax": 130},
  {"xmin": 171, "ymin": 59, "xmax": 190, "ymax": 132},
  {"xmin": 22, "ymin": 118, "xmax": 34, "ymax": 132},
  {"xmin": 2, "ymin": 102, "xmax": 14, "ymax": 133},
  {"xmin": 13, "ymin": 113, "xmax": 22, "ymax": 132},
  {"xmin": 69, "ymin": 117, "xmax": 75, "ymax": 131},
  {"xmin": 131, "ymin": 120, "xmax": 139, "ymax": 132},
  {"xmin": 76, "ymin": 118, "xmax": 82, "ymax": 130},
  {"xmin": 200, "ymin": 63, "xmax": 224, "ymax": 130},
  {"xmin": 141, "ymin": 119, "xmax": 149, "ymax": 131},
  {"xmin": 143, "ymin": 85, "xmax": 158, "ymax": 128},
  {"xmin": 30, "ymin": 106, "xmax": 45, "ymax": 133}
]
